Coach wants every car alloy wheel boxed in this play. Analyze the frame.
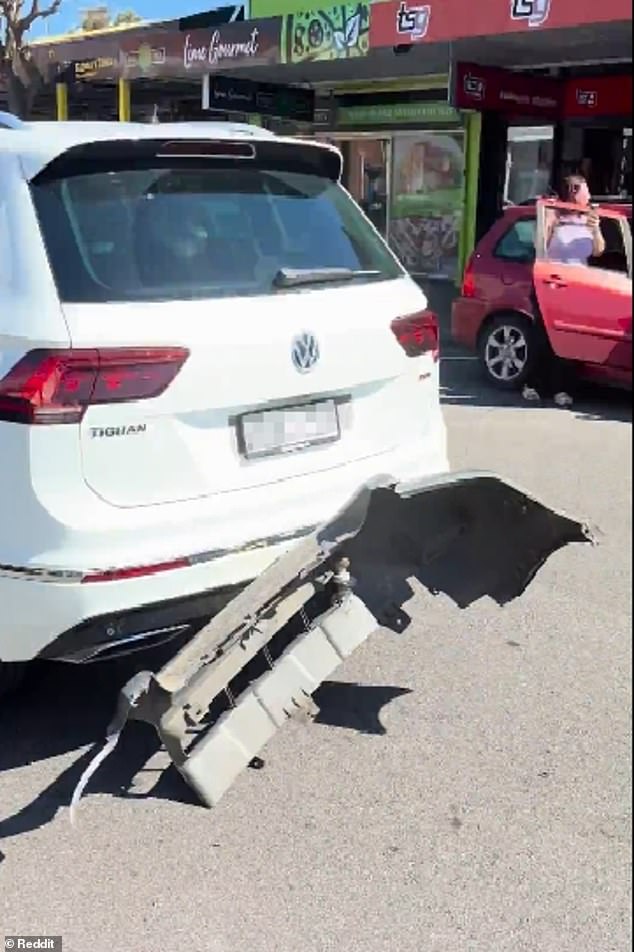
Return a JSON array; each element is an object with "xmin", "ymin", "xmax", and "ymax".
[{"xmin": 484, "ymin": 323, "xmax": 529, "ymax": 384}]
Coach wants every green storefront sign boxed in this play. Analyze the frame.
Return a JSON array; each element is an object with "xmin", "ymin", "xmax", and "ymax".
[
  {"xmin": 283, "ymin": 3, "xmax": 370, "ymax": 64},
  {"xmin": 337, "ymin": 102, "xmax": 460, "ymax": 126}
]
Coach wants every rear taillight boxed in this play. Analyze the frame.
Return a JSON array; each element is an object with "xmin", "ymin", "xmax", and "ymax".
[
  {"xmin": 461, "ymin": 255, "xmax": 477, "ymax": 299},
  {"xmin": 0, "ymin": 347, "xmax": 189, "ymax": 425},
  {"xmin": 391, "ymin": 310, "xmax": 440, "ymax": 361}
]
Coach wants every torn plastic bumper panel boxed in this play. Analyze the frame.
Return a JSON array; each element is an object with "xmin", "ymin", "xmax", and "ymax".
[{"xmin": 70, "ymin": 471, "xmax": 595, "ymax": 820}]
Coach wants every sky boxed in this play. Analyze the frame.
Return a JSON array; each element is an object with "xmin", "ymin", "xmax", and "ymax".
[{"xmin": 30, "ymin": 1, "xmax": 228, "ymax": 38}]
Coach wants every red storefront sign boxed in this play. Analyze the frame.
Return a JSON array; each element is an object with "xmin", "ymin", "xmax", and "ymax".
[
  {"xmin": 452, "ymin": 62, "xmax": 562, "ymax": 119},
  {"xmin": 369, "ymin": 0, "xmax": 631, "ymax": 49},
  {"xmin": 563, "ymin": 74, "xmax": 633, "ymax": 118},
  {"xmin": 451, "ymin": 63, "xmax": 633, "ymax": 120}
]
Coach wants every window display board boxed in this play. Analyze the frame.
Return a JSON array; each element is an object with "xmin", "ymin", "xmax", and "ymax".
[{"xmin": 389, "ymin": 131, "xmax": 465, "ymax": 278}]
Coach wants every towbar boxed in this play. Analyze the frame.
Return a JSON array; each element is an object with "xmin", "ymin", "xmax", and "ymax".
[{"xmin": 70, "ymin": 471, "xmax": 594, "ymax": 820}]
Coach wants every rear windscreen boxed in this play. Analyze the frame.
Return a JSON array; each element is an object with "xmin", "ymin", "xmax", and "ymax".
[{"xmin": 31, "ymin": 164, "xmax": 403, "ymax": 303}]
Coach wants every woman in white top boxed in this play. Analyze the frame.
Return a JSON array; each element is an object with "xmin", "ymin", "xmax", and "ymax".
[
  {"xmin": 545, "ymin": 175, "xmax": 606, "ymax": 264},
  {"xmin": 523, "ymin": 175, "xmax": 606, "ymax": 407}
]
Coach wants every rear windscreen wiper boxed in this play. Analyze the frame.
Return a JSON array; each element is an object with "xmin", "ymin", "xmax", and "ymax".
[{"xmin": 272, "ymin": 267, "xmax": 382, "ymax": 289}]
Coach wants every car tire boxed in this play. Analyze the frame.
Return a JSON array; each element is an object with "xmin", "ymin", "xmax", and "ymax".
[
  {"xmin": 0, "ymin": 661, "xmax": 27, "ymax": 701},
  {"xmin": 478, "ymin": 314, "xmax": 536, "ymax": 391}
]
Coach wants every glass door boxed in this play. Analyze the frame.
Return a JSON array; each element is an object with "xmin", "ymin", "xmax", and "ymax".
[
  {"xmin": 319, "ymin": 136, "xmax": 390, "ymax": 239},
  {"xmin": 345, "ymin": 138, "xmax": 390, "ymax": 238},
  {"xmin": 504, "ymin": 126, "xmax": 554, "ymax": 204}
]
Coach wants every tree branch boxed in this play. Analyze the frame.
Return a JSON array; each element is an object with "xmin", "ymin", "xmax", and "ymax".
[
  {"xmin": 1, "ymin": 0, "xmax": 52, "ymax": 116},
  {"xmin": 18, "ymin": 0, "xmax": 64, "ymax": 34}
]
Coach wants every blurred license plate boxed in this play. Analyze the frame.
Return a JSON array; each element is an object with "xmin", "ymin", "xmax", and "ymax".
[{"xmin": 239, "ymin": 400, "xmax": 340, "ymax": 459}]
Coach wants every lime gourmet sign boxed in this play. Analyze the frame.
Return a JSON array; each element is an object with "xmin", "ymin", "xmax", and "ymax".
[{"xmin": 33, "ymin": 18, "xmax": 283, "ymax": 82}]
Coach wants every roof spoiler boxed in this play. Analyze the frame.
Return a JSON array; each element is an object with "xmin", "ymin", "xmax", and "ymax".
[
  {"xmin": 31, "ymin": 135, "xmax": 344, "ymax": 185},
  {"xmin": 0, "ymin": 111, "xmax": 26, "ymax": 130}
]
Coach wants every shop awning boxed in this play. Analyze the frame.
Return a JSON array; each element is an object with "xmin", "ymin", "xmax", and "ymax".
[{"xmin": 23, "ymin": 0, "xmax": 631, "ymax": 104}]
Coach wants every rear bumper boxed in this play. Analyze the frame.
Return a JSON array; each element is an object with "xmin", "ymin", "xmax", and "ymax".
[
  {"xmin": 0, "ymin": 424, "xmax": 449, "ymax": 662},
  {"xmin": 451, "ymin": 297, "xmax": 487, "ymax": 351},
  {"xmin": 37, "ymin": 586, "xmax": 245, "ymax": 663},
  {"xmin": 0, "ymin": 530, "xmax": 321, "ymax": 663}
]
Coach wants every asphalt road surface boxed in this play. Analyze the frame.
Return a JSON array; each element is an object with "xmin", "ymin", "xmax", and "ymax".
[{"xmin": 1, "ymin": 360, "xmax": 631, "ymax": 952}]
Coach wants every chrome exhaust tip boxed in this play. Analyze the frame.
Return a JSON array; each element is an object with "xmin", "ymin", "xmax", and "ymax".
[{"xmin": 59, "ymin": 625, "xmax": 192, "ymax": 664}]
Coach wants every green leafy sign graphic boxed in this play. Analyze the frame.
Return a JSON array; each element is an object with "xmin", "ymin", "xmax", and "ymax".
[{"xmin": 285, "ymin": 3, "xmax": 370, "ymax": 64}]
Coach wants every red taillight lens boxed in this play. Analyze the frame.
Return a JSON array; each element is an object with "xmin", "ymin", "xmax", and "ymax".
[
  {"xmin": 157, "ymin": 140, "xmax": 256, "ymax": 159},
  {"xmin": 0, "ymin": 347, "xmax": 189, "ymax": 425},
  {"xmin": 391, "ymin": 310, "xmax": 440, "ymax": 361},
  {"xmin": 461, "ymin": 256, "xmax": 477, "ymax": 299},
  {"xmin": 91, "ymin": 349, "xmax": 189, "ymax": 404}
]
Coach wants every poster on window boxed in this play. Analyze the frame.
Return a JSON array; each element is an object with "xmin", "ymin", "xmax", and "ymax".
[{"xmin": 388, "ymin": 131, "xmax": 465, "ymax": 279}]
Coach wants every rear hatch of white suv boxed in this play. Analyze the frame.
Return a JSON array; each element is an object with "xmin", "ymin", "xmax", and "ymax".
[{"xmin": 14, "ymin": 132, "xmax": 440, "ymax": 509}]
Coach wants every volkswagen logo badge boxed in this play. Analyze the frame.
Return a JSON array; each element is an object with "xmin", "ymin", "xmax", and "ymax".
[{"xmin": 291, "ymin": 332, "xmax": 320, "ymax": 374}]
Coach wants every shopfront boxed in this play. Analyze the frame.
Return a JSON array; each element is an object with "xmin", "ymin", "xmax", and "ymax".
[
  {"xmin": 502, "ymin": 73, "xmax": 633, "ymax": 203},
  {"xmin": 366, "ymin": 0, "xmax": 632, "ymax": 259},
  {"xmin": 316, "ymin": 99, "xmax": 468, "ymax": 281},
  {"xmin": 452, "ymin": 62, "xmax": 633, "ymax": 241},
  {"xmin": 30, "ymin": 13, "xmax": 287, "ymax": 122},
  {"xmin": 558, "ymin": 74, "xmax": 633, "ymax": 198},
  {"xmin": 28, "ymin": 0, "xmax": 630, "ymax": 282}
]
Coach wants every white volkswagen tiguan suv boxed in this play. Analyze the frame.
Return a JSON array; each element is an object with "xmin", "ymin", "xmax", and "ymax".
[{"xmin": 0, "ymin": 116, "xmax": 448, "ymax": 695}]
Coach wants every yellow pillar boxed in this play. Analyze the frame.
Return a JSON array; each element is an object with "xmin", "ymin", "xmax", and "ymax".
[
  {"xmin": 55, "ymin": 82, "xmax": 69, "ymax": 121},
  {"xmin": 118, "ymin": 78, "xmax": 131, "ymax": 122}
]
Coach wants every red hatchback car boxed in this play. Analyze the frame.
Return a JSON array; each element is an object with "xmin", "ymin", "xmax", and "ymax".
[{"xmin": 452, "ymin": 200, "xmax": 632, "ymax": 390}]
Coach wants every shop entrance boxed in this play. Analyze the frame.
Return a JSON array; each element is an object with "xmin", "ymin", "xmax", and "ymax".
[
  {"xmin": 562, "ymin": 124, "xmax": 632, "ymax": 197},
  {"xmin": 504, "ymin": 126, "xmax": 555, "ymax": 205},
  {"xmin": 321, "ymin": 135, "xmax": 390, "ymax": 238},
  {"xmin": 344, "ymin": 138, "xmax": 390, "ymax": 237},
  {"xmin": 320, "ymin": 130, "xmax": 466, "ymax": 281}
]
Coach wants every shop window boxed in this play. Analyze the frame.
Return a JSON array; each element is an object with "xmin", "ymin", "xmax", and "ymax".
[
  {"xmin": 582, "ymin": 128, "xmax": 625, "ymax": 196},
  {"xmin": 505, "ymin": 127, "xmax": 553, "ymax": 205},
  {"xmin": 494, "ymin": 218, "xmax": 536, "ymax": 263},
  {"xmin": 561, "ymin": 126, "xmax": 632, "ymax": 198},
  {"xmin": 389, "ymin": 131, "xmax": 465, "ymax": 279},
  {"xmin": 342, "ymin": 139, "xmax": 389, "ymax": 238}
]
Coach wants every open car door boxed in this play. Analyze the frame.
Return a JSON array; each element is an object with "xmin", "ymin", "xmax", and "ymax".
[{"xmin": 534, "ymin": 199, "xmax": 632, "ymax": 375}]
